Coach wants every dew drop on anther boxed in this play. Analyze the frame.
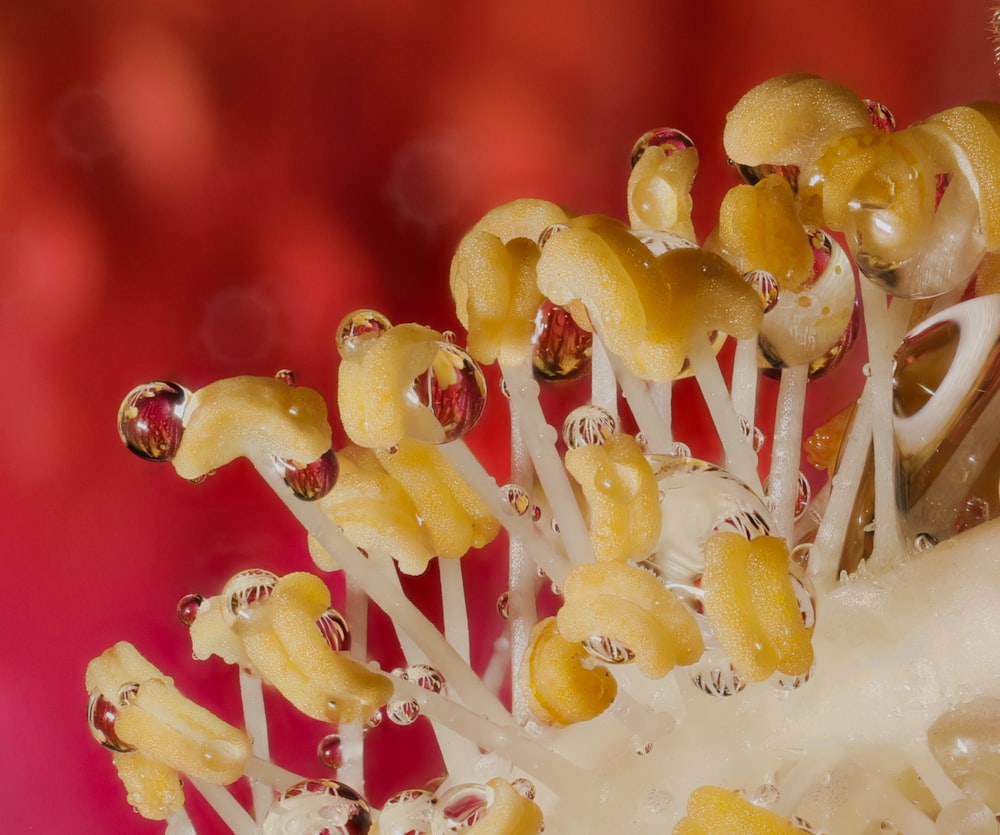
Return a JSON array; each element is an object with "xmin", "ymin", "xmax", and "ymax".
[
  {"xmin": 317, "ymin": 733, "xmax": 343, "ymax": 770},
  {"xmin": 336, "ymin": 309, "xmax": 393, "ymax": 360},
  {"xmin": 744, "ymin": 269, "xmax": 780, "ymax": 313},
  {"xmin": 582, "ymin": 634, "xmax": 635, "ymax": 664},
  {"xmin": 511, "ymin": 779, "xmax": 535, "ymax": 800},
  {"xmin": 865, "ymin": 99, "xmax": 896, "ymax": 133},
  {"xmin": 317, "ymin": 607, "xmax": 351, "ymax": 653},
  {"xmin": 410, "ymin": 342, "xmax": 487, "ymax": 442},
  {"xmin": 274, "ymin": 448, "xmax": 339, "ymax": 501},
  {"xmin": 118, "ymin": 381, "xmax": 192, "ymax": 462},
  {"xmin": 562, "ymin": 405, "xmax": 616, "ymax": 448},
  {"xmin": 630, "ymin": 127, "xmax": 695, "ymax": 167},
  {"xmin": 87, "ymin": 692, "xmax": 135, "ymax": 753},
  {"xmin": 222, "ymin": 569, "xmax": 278, "ymax": 626},
  {"xmin": 532, "ymin": 301, "xmax": 593, "ymax": 381},
  {"xmin": 274, "ymin": 368, "xmax": 296, "ymax": 386},
  {"xmin": 176, "ymin": 593, "xmax": 204, "ymax": 627},
  {"xmin": 537, "ymin": 222, "xmax": 570, "ymax": 248}
]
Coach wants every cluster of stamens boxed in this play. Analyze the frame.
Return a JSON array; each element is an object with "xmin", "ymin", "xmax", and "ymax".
[{"xmin": 94, "ymin": 68, "xmax": 1000, "ymax": 834}]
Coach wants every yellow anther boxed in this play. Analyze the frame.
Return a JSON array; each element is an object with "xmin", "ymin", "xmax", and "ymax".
[
  {"xmin": 86, "ymin": 642, "xmax": 252, "ymax": 786},
  {"xmin": 724, "ymin": 73, "xmax": 870, "ymax": 170},
  {"xmin": 627, "ymin": 142, "xmax": 698, "ymax": 240},
  {"xmin": 376, "ymin": 439, "xmax": 499, "ymax": 561},
  {"xmin": 564, "ymin": 432, "xmax": 661, "ymax": 562},
  {"xmin": 926, "ymin": 102, "xmax": 1000, "ymax": 250},
  {"xmin": 716, "ymin": 174, "xmax": 813, "ymax": 292},
  {"xmin": 309, "ymin": 445, "xmax": 435, "ymax": 575},
  {"xmin": 799, "ymin": 125, "xmax": 947, "ymax": 265},
  {"xmin": 536, "ymin": 215, "xmax": 655, "ymax": 367},
  {"xmin": 461, "ymin": 196, "xmax": 570, "ymax": 244},
  {"xmin": 556, "ymin": 561, "xmax": 704, "ymax": 679},
  {"xmin": 112, "ymin": 751, "xmax": 184, "ymax": 821},
  {"xmin": 520, "ymin": 617, "xmax": 617, "ymax": 726},
  {"xmin": 538, "ymin": 215, "xmax": 757, "ymax": 382},
  {"xmin": 702, "ymin": 533, "xmax": 814, "ymax": 682},
  {"xmin": 236, "ymin": 572, "xmax": 393, "ymax": 725},
  {"xmin": 450, "ymin": 232, "xmax": 543, "ymax": 367},
  {"xmin": 674, "ymin": 785, "xmax": 803, "ymax": 835},
  {"xmin": 338, "ymin": 322, "xmax": 446, "ymax": 448},
  {"xmin": 172, "ymin": 376, "xmax": 332, "ymax": 481},
  {"xmin": 655, "ymin": 247, "xmax": 765, "ymax": 343},
  {"xmin": 463, "ymin": 778, "xmax": 545, "ymax": 835}
]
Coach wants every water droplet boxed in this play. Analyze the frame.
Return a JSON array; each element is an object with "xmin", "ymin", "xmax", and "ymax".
[
  {"xmin": 630, "ymin": 228, "xmax": 698, "ymax": 256},
  {"xmin": 914, "ymin": 532, "xmax": 938, "ymax": 552},
  {"xmin": 530, "ymin": 504, "xmax": 542, "ymax": 523},
  {"xmin": 632, "ymin": 737, "xmax": 654, "ymax": 755},
  {"xmin": 759, "ymin": 231, "xmax": 859, "ymax": 374},
  {"xmin": 955, "ymin": 497, "xmax": 990, "ymax": 534},
  {"xmin": 792, "ymin": 815, "xmax": 822, "ymax": 835},
  {"xmin": 273, "ymin": 448, "xmax": 340, "ymax": 501},
  {"xmin": 441, "ymin": 330, "xmax": 457, "ymax": 344},
  {"xmin": 117, "ymin": 381, "xmax": 191, "ymax": 462},
  {"xmin": 770, "ymin": 664, "xmax": 814, "ymax": 692},
  {"xmin": 496, "ymin": 591, "xmax": 510, "ymax": 620},
  {"xmin": 405, "ymin": 664, "xmax": 446, "ymax": 694},
  {"xmin": 364, "ymin": 709, "xmax": 383, "ymax": 731},
  {"xmin": 409, "ymin": 342, "xmax": 487, "ymax": 443},
  {"xmin": 176, "ymin": 593, "xmax": 204, "ymax": 627},
  {"xmin": 750, "ymin": 783, "xmax": 780, "ymax": 807},
  {"xmin": 510, "ymin": 779, "xmax": 535, "ymax": 800},
  {"xmin": 934, "ymin": 797, "xmax": 999, "ymax": 835},
  {"xmin": 671, "ymin": 441, "xmax": 691, "ymax": 458},
  {"xmin": 864, "ymin": 99, "xmax": 896, "ymax": 132},
  {"xmin": 431, "ymin": 783, "xmax": 491, "ymax": 834},
  {"xmin": 498, "ymin": 378, "xmax": 511, "ymax": 399},
  {"xmin": 380, "ymin": 788, "xmax": 435, "ymax": 835},
  {"xmin": 689, "ymin": 661, "xmax": 746, "ymax": 698},
  {"xmin": 738, "ymin": 415, "xmax": 766, "ymax": 453},
  {"xmin": 582, "ymin": 635, "xmax": 635, "ymax": 664},
  {"xmin": 929, "ymin": 697, "xmax": 1000, "ymax": 813},
  {"xmin": 317, "ymin": 607, "xmax": 351, "ymax": 652},
  {"xmin": 336, "ymin": 310, "xmax": 393, "ymax": 360},
  {"xmin": 630, "ymin": 127, "xmax": 695, "ymax": 167},
  {"xmin": 274, "ymin": 368, "xmax": 296, "ymax": 386},
  {"xmin": 317, "ymin": 733, "xmax": 343, "ymax": 770},
  {"xmin": 537, "ymin": 223, "xmax": 570, "ymax": 248},
  {"xmin": 645, "ymin": 455, "xmax": 774, "ymax": 585},
  {"xmin": 263, "ymin": 779, "xmax": 373, "ymax": 835},
  {"xmin": 532, "ymin": 301, "xmax": 593, "ymax": 381},
  {"xmin": 222, "ymin": 569, "xmax": 278, "ymax": 627},
  {"xmin": 87, "ymin": 692, "xmax": 135, "ymax": 752},
  {"xmin": 562, "ymin": 405, "xmax": 616, "ymax": 448},
  {"xmin": 386, "ymin": 698, "xmax": 421, "ymax": 726},
  {"xmin": 743, "ymin": 269, "xmax": 780, "ymax": 313},
  {"xmin": 731, "ymin": 159, "xmax": 800, "ymax": 191},
  {"xmin": 500, "ymin": 484, "xmax": 530, "ymax": 516}
]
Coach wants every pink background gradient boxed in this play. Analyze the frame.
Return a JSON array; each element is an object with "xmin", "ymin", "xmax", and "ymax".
[{"xmin": 2, "ymin": 1, "xmax": 998, "ymax": 831}]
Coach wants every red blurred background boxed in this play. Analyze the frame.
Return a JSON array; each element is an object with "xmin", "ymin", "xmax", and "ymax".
[{"xmin": 2, "ymin": 1, "xmax": 997, "ymax": 831}]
